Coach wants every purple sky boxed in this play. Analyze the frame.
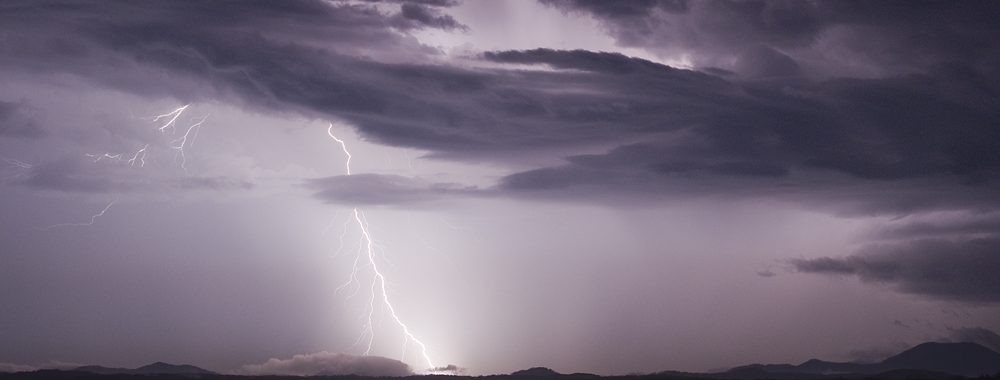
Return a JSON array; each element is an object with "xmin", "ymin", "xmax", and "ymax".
[{"xmin": 1, "ymin": 0, "xmax": 1000, "ymax": 376}]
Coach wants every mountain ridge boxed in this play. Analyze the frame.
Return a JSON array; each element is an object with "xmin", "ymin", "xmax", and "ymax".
[
  {"xmin": 4, "ymin": 341, "xmax": 996, "ymax": 379},
  {"xmin": 723, "ymin": 341, "xmax": 1000, "ymax": 377},
  {"xmin": 73, "ymin": 362, "xmax": 214, "ymax": 376}
]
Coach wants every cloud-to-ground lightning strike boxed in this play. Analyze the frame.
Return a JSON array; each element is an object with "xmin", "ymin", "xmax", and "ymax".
[
  {"xmin": 38, "ymin": 199, "xmax": 118, "ymax": 230},
  {"xmin": 327, "ymin": 123, "xmax": 437, "ymax": 371}
]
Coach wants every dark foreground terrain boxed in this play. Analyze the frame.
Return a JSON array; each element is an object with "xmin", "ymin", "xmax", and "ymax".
[
  {"xmin": 3, "ymin": 342, "xmax": 999, "ymax": 380},
  {"xmin": 1, "ymin": 369, "xmax": 998, "ymax": 380}
]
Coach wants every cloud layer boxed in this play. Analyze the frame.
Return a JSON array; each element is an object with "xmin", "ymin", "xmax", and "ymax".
[
  {"xmin": 542, "ymin": 0, "xmax": 1000, "ymax": 79},
  {"xmin": 239, "ymin": 352, "xmax": 412, "ymax": 376},
  {"xmin": 792, "ymin": 238, "xmax": 1000, "ymax": 303},
  {"xmin": 3, "ymin": 1, "xmax": 1000, "ymax": 214}
]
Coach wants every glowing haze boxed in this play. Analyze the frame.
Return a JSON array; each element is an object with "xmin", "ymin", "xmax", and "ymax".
[{"xmin": 1, "ymin": 0, "xmax": 1000, "ymax": 376}]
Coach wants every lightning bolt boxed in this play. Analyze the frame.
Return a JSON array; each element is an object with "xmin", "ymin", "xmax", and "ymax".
[
  {"xmin": 3, "ymin": 158, "xmax": 32, "ymax": 169},
  {"xmin": 327, "ymin": 125, "xmax": 352, "ymax": 175},
  {"xmin": 127, "ymin": 144, "xmax": 149, "ymax": 167},
  {"xmin": 2, "ymin": 157, "xmax": 32, "ymax": 181},
  {"xmin": 39, "ymin": 199, "xmax": 117, "ymax": 230},
  {"xmin": 170, "ymin": 115, "xmax": 208, "ymax": 174},
  {"xmin": 326, "ymin": 123, "xmax": 436, "ymax": 371},
  {"xmin": 86, "ymin": 143, "xmax": 149, "ymax": 167},
  {"xmin": 152, "ymin": 104, "xmax": 190, "ymax": 134},
  {"xmin": 45, "ymin": 104, "xmax": 206, "ymax": 231},
  {"xmin": 85, "ymin": 153, "xmax": 123, "ymax": 163}
]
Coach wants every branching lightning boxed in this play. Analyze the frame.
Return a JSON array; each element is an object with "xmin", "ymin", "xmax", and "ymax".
[
  {"xmin": 170, "ymin": 115, "xmax": 208, "ymax": 174},
  {"xmin": 38, "ymin": 199, "xmax": 118, "ymax": 230},
  {"xmin": 85, "ymin": 153, "xmax": 123, "ymax": 163},
  {"xmin": 152, "ymin": 104, "xmax": 190, "ymax": 134},
  {"xmin": 127, "ymin": 144, "xmax": 149, "ymax": 167},
  {"xmin": 84, "ymin": 103, "xmax": 205, "ymax": 172},
  {"xmin": 3, "ymin": 158, "xmax": 32, "ymax": 170},
  {"xmin": 45, "ymin": 104, "xmax": 206, "ymax": 230},
  {"xmin": 326, "ymin": 123, "xmax": 436, "ymax": 371},
  {"xmin": 3, "ymin": 158, "xmax": 32, "ymax": 181}
]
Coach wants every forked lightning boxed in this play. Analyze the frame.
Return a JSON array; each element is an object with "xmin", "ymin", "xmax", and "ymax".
[{"xmin": 327, "ymin": 123, "xmax": 437, "ymax": 370}]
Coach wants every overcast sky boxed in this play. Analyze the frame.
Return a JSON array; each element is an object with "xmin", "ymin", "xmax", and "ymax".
[{"xmin": 1, "ymin": 0, "xmax": 1000, "ymax": 376}]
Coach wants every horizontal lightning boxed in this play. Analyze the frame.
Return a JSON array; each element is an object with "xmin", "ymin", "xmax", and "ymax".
[{"xmin": 39, "ymin": 199, "xmax": 117, "ymax": 230}]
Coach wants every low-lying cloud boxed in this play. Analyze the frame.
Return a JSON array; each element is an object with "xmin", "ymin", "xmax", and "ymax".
[
  {"xmin": 307, "ymin": 173, "xmax": 481, "ymax": 206},
  {"xmin": 0, "ymin": 363, "xmax": 35, "ymax": 373},
  {"xmin": 791, "ymin": 238, "xmax": 1000, "ymax": 303},
  {"xmin": 239, "ymin": 352, "xmax": 412, "ymax": 377}
]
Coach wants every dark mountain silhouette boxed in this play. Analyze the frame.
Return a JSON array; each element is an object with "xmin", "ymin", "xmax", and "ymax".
[
  {"xmin": 880, "ymin": 342, "xmax": 1000, "ymax": 375},
  {"xmin": 69, "ymin": 366, "xmax": 131, "ymax": 375},
  {"xmin": 73, "ymin": 362, "xmax": 214, "ymax": 376},
  {"xmin": 3, "ymin": 342, "xmax": 998, "ymax": 380},
  {"xmin": 722, "ymin": 342, "xmax": 1000, "ymax": 377},
  {"xmin": 511, "ymin": 367, "xmax": 562, "ymax": 377}
]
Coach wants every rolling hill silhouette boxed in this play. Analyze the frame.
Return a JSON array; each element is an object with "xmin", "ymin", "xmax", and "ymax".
[
  {"xmin": 2, "ymin": 342, "xmax": 998, "ymax": 380},
  {"xmin": 725, "ymin": 342, "xmax": 1000, "ymax": 377},
  {"xmin": 72, "ymin": 362, "xmax": 214, "ymax": 376}
]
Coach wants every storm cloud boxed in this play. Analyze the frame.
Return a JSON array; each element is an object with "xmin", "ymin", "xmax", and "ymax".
[
  {"xmin": 791, "ymin": 238, "xmax": 1000, "ymax": 303},
  {"xmin": 307, "ymin": 174, "xmax": 480, "ymax": 206},
  {"xmin": 541, "ymin": 0, "xmax": 1000, "ymax": 79},
  {"xmin": 3, "ymin": 0, "xmax": 1000, "ymax": 374},
  {"xmin": 0, "ymin": 100, "xmax": 44, "ymax": 139},
  {"xmin": 239, "ymin": 352, "xmax": 412, "ymax": 376},
  {"xmin": 3, "ymin": 1, "xmax": 1000, "ymax": 214}
]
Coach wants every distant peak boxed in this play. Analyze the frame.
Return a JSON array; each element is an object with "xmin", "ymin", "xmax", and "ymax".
[
  {"xmin": 134, "ymin": 362, "xmax": 214, "ymax": 375},
  {"xmin": 511, "ymin": 367, "xmax": 561, "ymax": 377}
]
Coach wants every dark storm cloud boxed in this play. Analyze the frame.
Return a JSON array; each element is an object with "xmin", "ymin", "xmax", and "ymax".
[
  {"xmin": 3, "ymin": 0, "xmax": 1000, "ymax": 216},
  {"xmin": 483, "ymin": 48, "xmax": 679, "ymax": 74},
  {"xmin": 733, "ymin": 45, "xmax": 801, "ymax": 79},
  {"xmin": 486, "ymin": 48, "xmax": 1000, "ymax": 213},
  {"xmin": 363, "ymin": 0, "xmax": 460, "ymax": 7},
  {"xmin": 540, "ymin": 0, "xmax": 689, "ymax": 19},
  {"xmin": 490, "ymin": 56, "xmax": 1000, "ymax": 181},
  {"xmin": 392, "ymin": 2, "xmax": 468, "ymax": 31},
  {"xmin": 307, "ymin": 174, "xmax": 480, "ymax": 206},
  {"xmin": 0, "ymin": 4, "xmax": 743, "ymax": 156},
  {"xmin": 0, "ymin": 100, "xmax": 44, "ymax": 138},
  {"xmin": 541, "ymin": 0, "xmax": 1000, "ymax": 79},
  {"xmin": 791, "ymin": 238, "xmax": 1000, "ymax": 303}
]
